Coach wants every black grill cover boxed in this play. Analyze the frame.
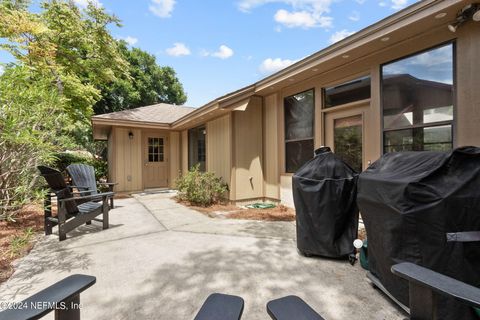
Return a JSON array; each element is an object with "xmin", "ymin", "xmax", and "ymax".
[
  {"xmin": 293, "ymin": 147, "xmax": 359, "ymax": 258},
  {"xmin": 357, "ymin": 147, "xmax": 480, "ymax": 320}
]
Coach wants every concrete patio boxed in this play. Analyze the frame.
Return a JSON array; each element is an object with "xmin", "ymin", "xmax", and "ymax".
[{"xmin": 0, "ymin": 192, "xmax": 405, "ymax": 319}]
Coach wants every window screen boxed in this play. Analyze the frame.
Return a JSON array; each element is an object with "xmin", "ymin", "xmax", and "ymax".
[{"xmin": 284, "ymin": 89, "xmax": 314, "ymax": 173}]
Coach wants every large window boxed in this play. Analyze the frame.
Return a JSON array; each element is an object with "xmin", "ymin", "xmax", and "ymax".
[
  {"xmin": 382, "ymin": 43, "xmax": 454, "ymax": 153},
  {"xmin": 284, "ymin": 89, "xmax": 314, "ymax": 173},
  {"xmin": 188, "ymin": 125, "xmax": 206, "ymax": 171}
]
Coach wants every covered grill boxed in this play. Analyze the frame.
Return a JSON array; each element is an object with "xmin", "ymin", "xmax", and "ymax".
[
  {"xmin": 357, "ymin": 147, "xmax": 480, "ymax": 320},
  {"xmin": 293, "ymin": 147, "xmax": 359, "ymax": 259}
]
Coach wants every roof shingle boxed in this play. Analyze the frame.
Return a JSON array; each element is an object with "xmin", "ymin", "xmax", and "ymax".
[{"xmin": 92, "ymin": 103, "xmax": 195, "ymax": 124}]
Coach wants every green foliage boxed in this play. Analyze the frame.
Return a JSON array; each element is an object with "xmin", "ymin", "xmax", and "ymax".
[
  {"xmin": 0, "ymin": 66, "xmax": 69, "ymax": 219},
  {"xmin": 8, "ymin": 227, "xmax": 34, "ymax": 258},
  {"xmin": 0, "ymin": 0, "xmax": 129, "ymax": 121},
  {"xmin": 175, "ymin": 165, "xmax": 228, "ymax": 207},
  {"xmin": 94, "ymin": 41, "xmax": 187, "ymax": 115},
  {"xmin": 53, "ymin": 152, "xmax": 108, "ymax": 180}
]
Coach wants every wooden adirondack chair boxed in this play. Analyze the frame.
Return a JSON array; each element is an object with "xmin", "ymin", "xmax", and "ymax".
[
  {"xmin": 38, "ymin": 166, "xmax": 113, "ymax": 241},
  {"xmin": 66, "ymin": 163, "xmax": 116, "ymax": 208}
]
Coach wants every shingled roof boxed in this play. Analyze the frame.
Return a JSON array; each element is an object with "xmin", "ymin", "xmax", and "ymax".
[{"xmin": 92, "ymin": 103, "xmax": 195, "ymax": 124}]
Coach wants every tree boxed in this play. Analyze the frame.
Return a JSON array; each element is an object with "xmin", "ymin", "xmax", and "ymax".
[
  {"xmin": 0, "ymin": 0, "xmax": 129, "ymax": 218},
  {"xmin": 0, "ymin": 0, "xmax": 129, "ymax": 121},
  {"xmin": 94, "ymin": 41, "xmax": 187, "ymax": 115}
]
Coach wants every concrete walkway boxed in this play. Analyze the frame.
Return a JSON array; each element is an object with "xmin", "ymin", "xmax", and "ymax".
[{"xmin": 0, "ymin": 192, "xmax": 404, "ymax": 319}]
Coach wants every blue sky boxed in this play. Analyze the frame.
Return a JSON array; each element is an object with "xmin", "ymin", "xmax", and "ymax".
[{"xmin": 0, "ymin": 0, "xmax": 417, "ymax": 108}]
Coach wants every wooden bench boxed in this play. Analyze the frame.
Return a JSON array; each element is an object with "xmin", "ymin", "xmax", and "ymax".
[
  {"xmin": 0, "ymin": 274, "xmax": 96, "ymax": 320},
  {"xmin": 194, "ymin": 293, "xmax": 244, "ymax": 320}
]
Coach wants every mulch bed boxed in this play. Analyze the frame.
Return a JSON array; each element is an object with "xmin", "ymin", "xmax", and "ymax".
[
  {"xmin": 176, "ymin": 198, "xmax": 296, "ymax": 222},
  {"xmin": 0, "ymin": 205, "xmax": 44, "ymax": 283}
]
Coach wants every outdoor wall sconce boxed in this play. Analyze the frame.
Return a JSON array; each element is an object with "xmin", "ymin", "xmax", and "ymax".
[
  {"xmin": 128, "ymin": 131, "xmax": 134, "ymax": 140},
  {"xmin": 448, "ymin": 3, "xmax": 480, "ymax": 33}
]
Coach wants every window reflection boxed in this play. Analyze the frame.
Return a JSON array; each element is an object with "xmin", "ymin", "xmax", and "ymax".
[
  {"xmin": 382, "ymin": 43, "xmax": 454, "ymax": 152},
  {"xmin": 284, "ymin": 89, "xmax": 314, "ymax": 173}
]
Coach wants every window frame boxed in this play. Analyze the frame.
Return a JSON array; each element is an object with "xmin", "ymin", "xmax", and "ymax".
[
  {"xmin": 380, "ymin": 41, "xmax": 456, "ymax": 153},
  {"xmin": 322, "ymin": 75, "xmax": 372, "ymax": 109},
  {"xmin": 284, "ymin": 88, "xmax": 315, "ymax": 173},
  {"xmin": 188, "ymin": 125, "xmax": 207, "ymax": 171}
]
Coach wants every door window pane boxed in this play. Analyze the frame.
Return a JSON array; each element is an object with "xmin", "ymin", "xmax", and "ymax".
[
  {"xmin": 148, "ymin": 137, "xmax": 164, "ymax": 162},
  {"xmin": 334, "ymin": 115, "xmax": 363, "ymax": 172},
  {"xmin": 324, "ymin": 76, "xmax": 371, "ymax": 108}
]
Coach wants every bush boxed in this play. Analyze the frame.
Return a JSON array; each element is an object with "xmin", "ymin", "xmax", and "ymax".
[
  {"xmin": 0, "ymin": 67, "xmax": 69, "ymax": 220},
  {"xmin": 175, "ymin": 164, "xmax": 227, "ymax": 207},
  {"xmin": 53, "ymin": 152, "xmax": 108, "ymax": 181}
]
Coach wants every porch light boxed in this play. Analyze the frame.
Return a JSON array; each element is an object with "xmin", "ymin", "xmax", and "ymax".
[
  {"xmin": 128, "ymin": 131, "xmax": 134, "ymax": 140},
  {"xmin": 448, "ymin": 3, "xmax": 480, "ymax": 33}
]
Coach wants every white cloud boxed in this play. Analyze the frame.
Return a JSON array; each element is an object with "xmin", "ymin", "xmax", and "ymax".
[
  {"xmin": 329, "ymin": 29, "xmax": 355, "ymax": 43},
  {"xmin": 259, "ymin": 57, "xmax": 297, "ymax": 74},
  {"xmin": 149, "ymin": 0, "xmax": 176, "ymax": 18},
  {"xmin": 380, "ymin": 0, "xmax": 409, "ymax": 10},
  {"xmin": 212, "ymin": 45, "xmax": 234, "ymax": 59},
  {"xmin": 238, "ymin": 0, "xmax": 334, "ymax": 29},
  {"xmin": 120, "ymin": 36, "xmax": 138, "ymax": 46},
  {"xmin": 391, "ymin": 0, "xmax": 408, "ymax": 9},
  {"xmin": 349, "ymin": 11, "xmax": 360, "ymax": 21},
  {"xmin": 73, "ymin": 0, "xmax": 102, "ymax": 8},
  {"xmin": 165, "ymin": 43, "xmax": 191, "ymax": 57},
  {"xmin": 275, "ymin": 9, "xmax": 315, "ymax": 28}
]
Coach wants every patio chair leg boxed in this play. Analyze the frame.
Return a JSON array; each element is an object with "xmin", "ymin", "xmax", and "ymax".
[
  {"xmin": 102, "ymin": 198, "xmax": 109, "ymax": 230},
  {"xmin": 86, "ymin": 221, "xmax": 92, "ymax": 225},
  {"xmin": 55, "ymin": 294, "xmax": 80, "ymax": 320},
  {"xmin": 44, "ymin": 194, "xmax": 53, "ymax": 235},
  {"xmin": 58, "ymin": 203, "xmax": 67, "ymax": 241},
  {"xmin": 108, "ymin": 185, "xmax": 114, "ymax": 209}
]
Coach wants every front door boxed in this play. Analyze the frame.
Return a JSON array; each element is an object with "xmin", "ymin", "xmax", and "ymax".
[
  {"xmin": 143, "ymin": 134, "xmax": 168, "ymax": 188},
  {"xmin": 325, "ymin": 108, "xmax": 365, "ymax": 173}
]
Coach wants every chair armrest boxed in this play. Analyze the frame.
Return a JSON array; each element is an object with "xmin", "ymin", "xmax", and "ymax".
[
  {"xmin": 97, "ymin": 182, "xmax": 117, "ymax": 186},
  {"xmin": 68, "ymin": 185, "xmax": 91, "ymax": 191},
  {"xmin": 58, "ymin": 192, "xmax": 114, "ymax": 203},
  {"xmin": 391, "ymin": 262, "xmax": 480, "ymax": 308},
  {"xmin": 0, "ymin": 274, "xmax": 96, "ymax": 320}
]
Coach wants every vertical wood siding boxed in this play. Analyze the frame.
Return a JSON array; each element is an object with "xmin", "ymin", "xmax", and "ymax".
[
  {"xmin": 206, "ymin": 115, "xmax": 232, "ymax": 189},
  {"xmin": 263, "ymin": 94, "xmax": 280, "ymax": 199}
]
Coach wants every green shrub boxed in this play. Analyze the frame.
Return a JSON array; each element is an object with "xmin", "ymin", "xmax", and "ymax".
[
  {"xmin": 53, "ymin": 152, "xmax": 108, "ymax": 181},
  {"xmin": 175, "ymin": 164, "xmax": 227, "ymax": 207}
]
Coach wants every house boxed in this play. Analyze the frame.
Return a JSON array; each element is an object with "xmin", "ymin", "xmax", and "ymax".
[{"xmin": 92, "ymin": 0, "xmax": 480, "ymax": 207}]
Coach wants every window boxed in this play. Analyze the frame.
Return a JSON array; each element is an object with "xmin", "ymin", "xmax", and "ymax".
[
  {"xmin": 324, "ymin": 76, "xmax": 371, "ymax": 108},
  {"xmin": 148, "ymin": 138, "xmax": 164, "ymax": 162},
  {"xmin": 284, "ymin": 89, "xmax": 314, "ymax": 173},
  {"xmin": 188, "ymin": 125, "xmax": 206, "ymax": 171},
  {"xmin": 382, "ymin": 43, "xmax": 454, "ymax": 153}
]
